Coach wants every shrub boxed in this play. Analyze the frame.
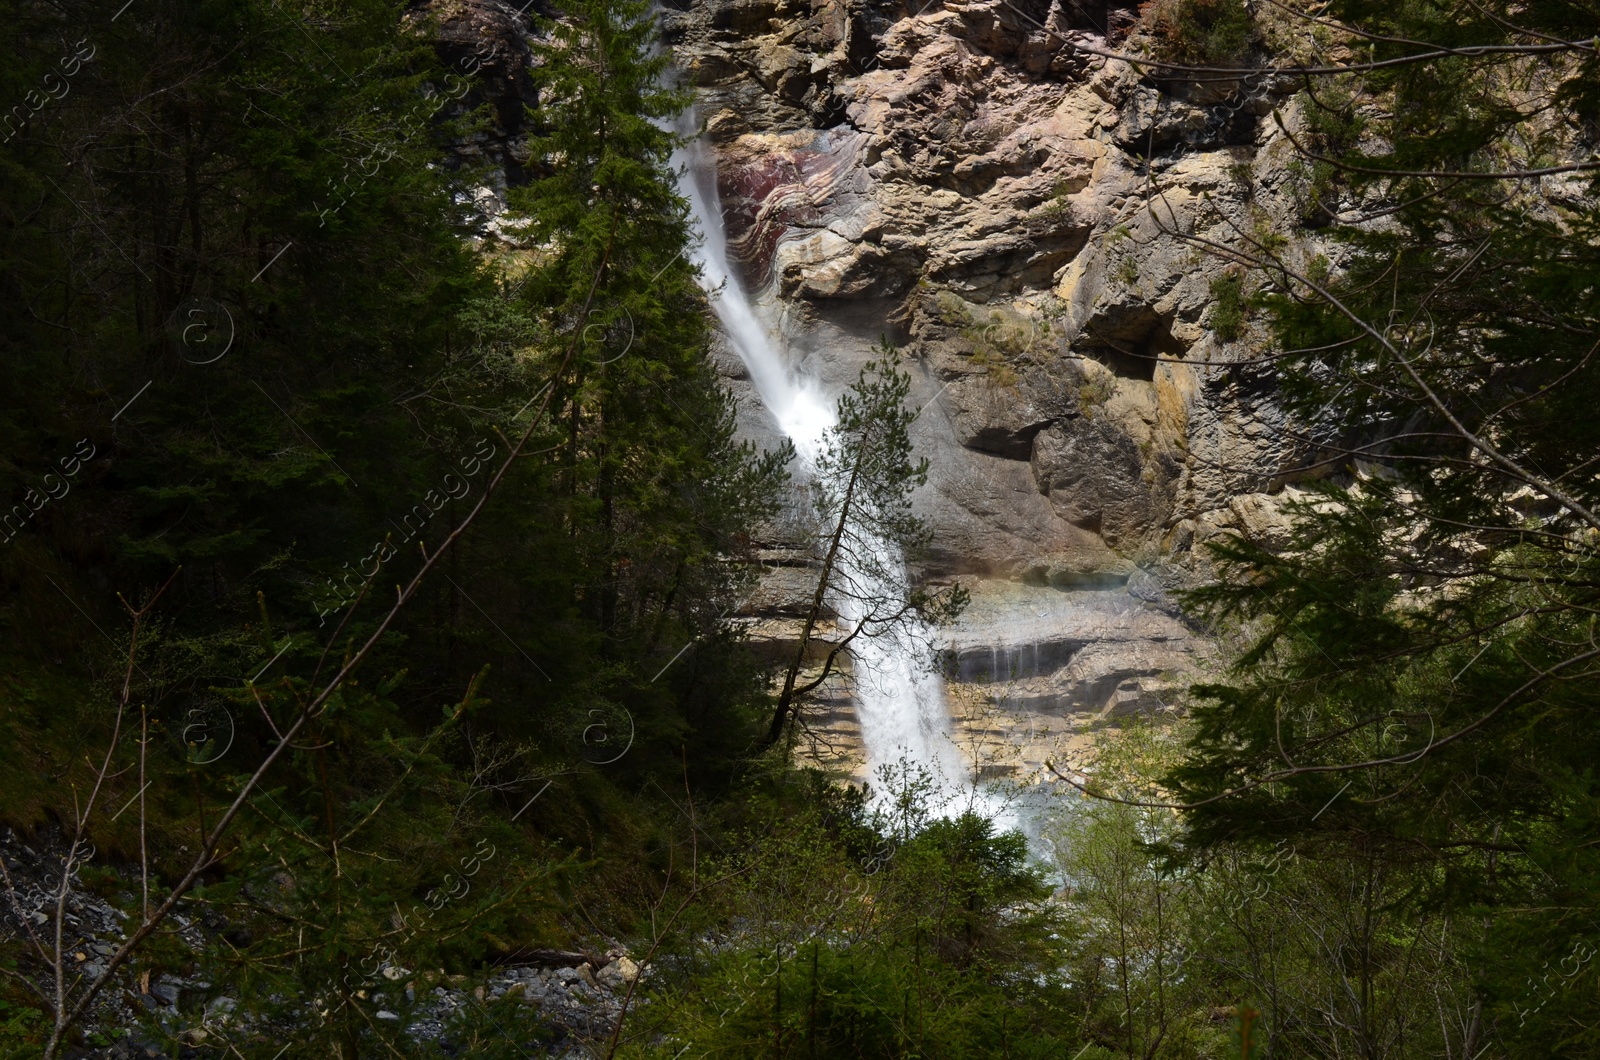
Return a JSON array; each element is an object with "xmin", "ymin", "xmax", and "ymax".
[
  {"xmin": 0, "ymin": 1000, "xmax": 44, "ymax": 1059},
  {"xmin": 1208, "ymin": 271, "xmax": 1248, "ymax": 342},
  {"xmin": 1145, "ymin": 0, "xmax": 1255, "ymax": 65},
  {"xmin": 1078, "ymin": 371, "xmax": 1117, "ymax": 415}
]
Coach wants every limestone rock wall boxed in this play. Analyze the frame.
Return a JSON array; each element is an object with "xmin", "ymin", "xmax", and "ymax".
[{"xmin": 660, "ymin": 0, "xmax": 1332, "ymax": 781}]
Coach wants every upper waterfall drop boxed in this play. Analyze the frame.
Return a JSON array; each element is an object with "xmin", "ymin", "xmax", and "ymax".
[
  {"xmin": 673, "ymin": 134, "xmax": 835, "ymax": 463},
  {"xmin": 671, "ymin": 120, "xmax": 1012, "ymax": 825}
]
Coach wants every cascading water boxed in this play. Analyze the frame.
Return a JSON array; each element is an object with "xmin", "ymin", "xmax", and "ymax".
[{"xmin": 672, "ymin": 125, "xmax": 1008, "ymax": 823}]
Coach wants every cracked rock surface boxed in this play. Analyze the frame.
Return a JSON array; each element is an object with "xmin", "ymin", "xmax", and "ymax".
[{"xmin": 667, "ymin": 0, "xmax": 1329, "ymax": 777}]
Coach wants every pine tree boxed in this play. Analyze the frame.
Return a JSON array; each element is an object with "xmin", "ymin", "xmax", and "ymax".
[
  {"xmin": 766, "ymin": 345, "xmax": 967, "ymax": 748},
  {"xmin": 494, "ymin": 0, "xmax": 790, "ymax": 779},
  {"xmin": 0, "ymin": 1, "xmax": 789, "ymax": 1053},
  {"xmin": 1159, "ymin": 0, "xmax": 1600, "ymax": 1048}
]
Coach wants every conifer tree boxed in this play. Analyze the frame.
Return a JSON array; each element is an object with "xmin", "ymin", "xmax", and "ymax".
[
  {"xmin": 0, "ymin": 1, "xmax": 788, "ymax": 1053},
  {"xmin": 766, "ymin": 346, "xmax": 966, "ymax": 748},
  {"xmin": 499, "ymin": 0, "xmax": 790, "ymax": 776},
  {"xmin": 1149, "ymin": 0, "xmax": 1600, "ymax": 1046}
]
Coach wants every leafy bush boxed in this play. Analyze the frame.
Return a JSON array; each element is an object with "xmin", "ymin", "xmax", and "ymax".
[
  {"xmin": 1144, "ymin": 0, "xmax": 1256, "ymax": 65},
  {"xmin": 1208, "ymin": 271, "xmax": 1249, "ymax": 341},
  {"xmin": 631, "ymin": 765, "xmax": 1078, "ymax": 1058},
  {"xmin": 0, "ymin": 999, "xmax": 44, "ymax": 1059}
]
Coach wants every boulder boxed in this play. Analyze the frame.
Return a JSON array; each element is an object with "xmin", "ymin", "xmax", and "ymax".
[{"xmin": 597, "ymin": 956, "xmax": 641, "ymax": 989}]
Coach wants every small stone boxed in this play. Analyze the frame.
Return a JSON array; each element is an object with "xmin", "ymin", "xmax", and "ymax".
[
  {"xmin": 597, "ymin": 957, "xmax": 640, "ymax": 989},
  {"xmin": 376, "ymin": 1009, "xmax": 401, "ymax": 1022}
]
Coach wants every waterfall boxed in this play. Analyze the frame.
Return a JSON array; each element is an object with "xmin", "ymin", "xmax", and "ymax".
[{"xmin": 672, "ymin": 126, "xmax": 1007, "ymax": 824}]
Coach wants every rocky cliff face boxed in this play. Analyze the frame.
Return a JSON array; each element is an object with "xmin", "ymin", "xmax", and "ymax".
[
  {"xmin": 662, "ymin": 0, "xmax": 1325, "ymax": 782},
  {"xmin": 428, "ymin": 0, "xmax": 1317, "ymax": 783}
]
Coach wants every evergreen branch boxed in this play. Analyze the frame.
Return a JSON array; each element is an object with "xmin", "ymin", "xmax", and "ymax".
[
  {"xmin": 1049, "ymin": 643, "xmax": 1600, "ymax": 810},
  {"xmin": 1273, "ymin": 112, "xmax": 1600, "ymax": 180}
]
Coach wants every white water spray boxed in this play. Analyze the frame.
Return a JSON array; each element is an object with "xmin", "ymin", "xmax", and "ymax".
[{"xmin": 673, "ymin": 128, "xmax": 1009, "ymax": 824}]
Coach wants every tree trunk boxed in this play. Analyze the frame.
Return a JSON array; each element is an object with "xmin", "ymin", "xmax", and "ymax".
[{"xmin": 762, "ymin": 430, "xmax": 870, "ymax": 748}]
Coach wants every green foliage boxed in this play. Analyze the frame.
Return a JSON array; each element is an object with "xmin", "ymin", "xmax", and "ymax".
[
  {"xmin": 630, "ymin": 765, "xmax": 1078, "ymax": 1059},
  {"xmin": 769, "ymin": 345, "xmax": 964, "ymax": 745},
  {"xmin": 1077, "ymin": 371, "xmax": 1117, "ymax": 415},
  {"xmin": 0, "ymin": 999, "xmax": 45, "ymax": 1059},
  {"xmin": 475, "ymin": 0, "xmax": 794, "ymax": 784},
  {"xmin": 650, "ymin": 941, "xmax": 1081, "ymax": 1059},
  {"xmin": 1033, "ymin": 176, "xmax": 1081, "ymax": 224},
  {"xmin": 1207, "ymin": 271, "xmax": 1249, "ymax": 341},
  {"xmin": 0, "ymin": 0, "xmax": 789, "ymax": 1052},
  {"xmin": 1146, "ymin": 0, "xmax": 1257, "ymax": 65},
  {"xmin": 1232, "ymin": 1005, "xmax": 1262, "ymax": 1060},
  {"xmin": 934, "ymin": 295, "xmax": 1052, "ymax": 389},
  {"xmin": 19, "ymin": 0, "xmax": 1598, "ymax": 1055},
  {"xmin": 816, "ymin": 346, "xmax": 933, "ymax": 558},
  {"xmin": 1165, "ymin": 0, "xmax": 1600, "ymax": 1052},
  {"xmin": 1050, "ymin": 717, "xmax": 1480, "ymax": 1059},
  {"xmin": 1285, "ymin": 78, "xmax": 1365, "ymax": 222}
]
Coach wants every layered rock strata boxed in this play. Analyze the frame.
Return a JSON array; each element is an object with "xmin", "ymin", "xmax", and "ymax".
[{"xmin": 665, "ymin": 0, "xmax": 1324, "ymax": 782}]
